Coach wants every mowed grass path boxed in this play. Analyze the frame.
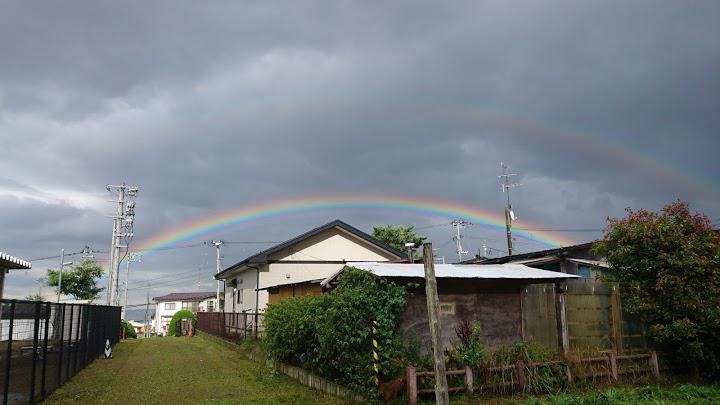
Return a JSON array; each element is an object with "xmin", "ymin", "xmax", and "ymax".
[{"xmin": 43, "ymin": 334, "xmax": 342, "ymax": 405}]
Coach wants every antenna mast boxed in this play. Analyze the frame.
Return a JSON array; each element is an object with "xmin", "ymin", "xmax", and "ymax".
[
  {"xmin": 499, "ymin": 162, "xmax": 521, "ymax": 256},
  {"xmin": 451, "ymin": 220, "xmax": 470, "ymax": 262}
]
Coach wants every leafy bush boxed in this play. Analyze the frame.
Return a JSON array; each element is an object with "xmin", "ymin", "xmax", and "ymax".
[
  {"xmin": 121, "ymin": 320, "xmax": 137, "ymax": 339},
  {"xmin": 593, "ymin": 201, "xmax": 720, "ymax": 376},
  {"xmin": 168, "ymin": 310, "xmax": 197, "ymax": 337},
  {"xmin": 263, "ymin": 267, "xmax": 408, "ymax": 394},
  {"xmin": 450, "ymin": 320, "xmax": 484, "ymax": 368}
]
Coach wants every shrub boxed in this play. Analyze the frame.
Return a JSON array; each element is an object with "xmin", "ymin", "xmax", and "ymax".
[
  {"xmin": 168, "ymin": 310, "xmax": 197, "ymax": 337},
  {"xmin": 121, "ymin": 320, "xmax": 137, "ymax": 339},
  {"xmin": 593, "ymin": 201, "xmax": 720, "ymax": 376},
  {"xmin": 263, "ymin": 267, "xmax": 408, "ymax": 394},
  {"xmin": 450, "ymin": 321, "xmax": 484, "ymax": 368}
]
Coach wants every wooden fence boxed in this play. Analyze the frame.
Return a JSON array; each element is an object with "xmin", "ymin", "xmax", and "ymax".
[
  {"xmin": 196, "ymin": 312, "xmax": 264, "ymax": 341},
  {"xmin": 405, "ymin": 351, "xmax": 660, "ymax": 405},
  {"xmin": 523, "ymin": 279, "xmax": 648, "ymax": 354}
]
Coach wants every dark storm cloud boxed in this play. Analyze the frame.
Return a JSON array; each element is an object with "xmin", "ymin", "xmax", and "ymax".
[{"xmin": 1, "ymin": 1, "xmax": 718, "ymax": 301}]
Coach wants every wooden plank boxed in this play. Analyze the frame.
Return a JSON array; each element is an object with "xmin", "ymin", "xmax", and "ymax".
[
  {"xmin": 406, "ymin": 366, "xmax": 417, "ymax": 405},
  {"xmin": 423, "ymin": 243, "xmax": 449, "ymax": 405}
]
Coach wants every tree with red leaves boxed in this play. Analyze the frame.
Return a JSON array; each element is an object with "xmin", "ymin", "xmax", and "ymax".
[{"xmin": 593, "ymin": 201, "xmax": 720, "ymax": 375}]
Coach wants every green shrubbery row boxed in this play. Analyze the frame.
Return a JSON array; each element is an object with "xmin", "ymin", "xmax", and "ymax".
[
  {"xmin": 121, "ymin": 320, "xmax": 137, "ymax": 339},
  {"xmin": 168, "ymin": 310, "xmax": 197, "ymax": 337},
  {"xmin": 263, "ymin": 267, "xmax": 409, "ymax": 393}
]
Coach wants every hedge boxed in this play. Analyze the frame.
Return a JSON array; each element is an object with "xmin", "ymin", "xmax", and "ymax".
[{"xmin": 263, "ymin": 267, "xmax": 409, "ymax": 395}]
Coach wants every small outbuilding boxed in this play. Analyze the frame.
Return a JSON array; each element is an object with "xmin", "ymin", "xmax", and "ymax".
[
  {"xmin": 0, "ymin": 251, "xmax": 32, "ymax": 300},
  {"xmin": 322, "ymin": 262, "xmax": 579, "ymax": 352}
]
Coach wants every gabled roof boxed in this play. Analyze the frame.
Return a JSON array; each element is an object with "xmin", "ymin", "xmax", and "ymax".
[
  {"xmin": 215, "ymin": 220, "xmax": 406, "ymax": 279},
  {"xmin": 152, "ymin": 292, "xmax": 216, "ymax": 302},
  {"xmin": 474, "ymin": 242, "xmax": 596, "ymax": 265}
]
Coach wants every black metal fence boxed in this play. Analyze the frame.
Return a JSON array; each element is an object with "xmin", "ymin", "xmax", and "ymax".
[
  {"xmin": 0, "ymin": 299, "xmax": 121, "ymax": 404},
  {"xmin": 196, "ymin": 312, "xmax": 264, "ymax": 342}
]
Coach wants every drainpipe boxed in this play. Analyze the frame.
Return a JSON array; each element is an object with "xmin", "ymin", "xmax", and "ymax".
[{"xmin": 247, "ymin": 265, "xmax": 261, "ymax": 339}]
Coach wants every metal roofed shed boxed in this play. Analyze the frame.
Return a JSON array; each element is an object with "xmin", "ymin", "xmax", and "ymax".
[
  {"xmin": 322, "ymin": 262, "xmax": 579, "ymax": 353},
  {"xmin": 321, "ymin": 262, "xmax": 579, "ymax": 286}
]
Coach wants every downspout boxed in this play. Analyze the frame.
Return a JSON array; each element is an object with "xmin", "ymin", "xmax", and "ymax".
[{"xmin": 247, "ymin": 265, "xmax": 261, "ymax": 339}]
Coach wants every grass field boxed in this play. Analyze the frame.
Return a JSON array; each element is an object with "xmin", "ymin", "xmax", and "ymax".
[
  {"xmin": 514, "ymin": 384, "xmax": 720, "ymax": 404},
  {"xmin": 445, "ymin": 384, "xmax": 720, "ymax": 404},
  {"xmin": 43, "ymin": 334, "xmax": 342, "ymax": 404}
]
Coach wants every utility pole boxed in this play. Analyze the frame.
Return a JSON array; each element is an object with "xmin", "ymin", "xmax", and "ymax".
[
  {"xmin": 209, "ymin": 240, "xmax": 224, "ymax": 312},
  {"xmin": 106, "ymin": 183, "xmax": 139, "ymax": 306},
  {"xmin": 422, "ymin": 243, "xmax": 449, "ymax": 405},
  {"xmin": 56, "ymin": 249, "xmax": 72, "ymax": 303},
  {"xmin": 499, "ymin": 162, "xmax": 521, "ymax": 256},
  {"xmin": 144, "ymin": 283, "xmax": 150, "ymax": 338},
  {"xmin": 122, "ymin": 252, "xmax": 142, "ymax": 320},
  {"xmin": 451, "ymin": 220, "xmax": 470, "ymax": 262}
]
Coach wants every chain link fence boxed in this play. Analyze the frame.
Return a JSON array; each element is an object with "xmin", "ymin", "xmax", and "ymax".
[{"xmin": 0, "ymin": 299, "xmax": 121, "ymax": 404}]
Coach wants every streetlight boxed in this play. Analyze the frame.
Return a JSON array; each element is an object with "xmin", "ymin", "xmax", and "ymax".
[
  {"xmin": 405, "ymin": 242, "xmax": 416, "ymax": 263},
  {"xmin": 57, "ymin": 248, "xmax": 73, "ymax": 303}
]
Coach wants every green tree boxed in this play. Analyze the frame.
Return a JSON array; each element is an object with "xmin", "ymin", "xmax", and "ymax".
[
  {"xmin": 371, "ymin": 225, "xmax": 426, "ymax": 255},
  {"xmin": 593, "ymin": 201, "xmax": 720, "ymax": 375},
  {"xmin": 46, "ymin": 259, "xmax": 104, "ymax": 300}
]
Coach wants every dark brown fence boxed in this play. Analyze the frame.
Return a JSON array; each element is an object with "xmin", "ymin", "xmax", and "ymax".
[
  {"xmin": 0, "ymin": 299, "xmax": 121, "ymax": 404},
  {"xmin": 405, "ymin": 351, "xmax": 660, "ymax": 404},
  {"xmin": 196, "ymin": 312, "xmax": 264, "ymax": 341}
]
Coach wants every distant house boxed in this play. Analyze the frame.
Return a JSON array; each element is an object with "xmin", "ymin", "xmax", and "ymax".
[
  {"xmin": 152, "ymin": 292, "xmax": 217, "ymax": 336},
  {"xmin": 321, "ymin": 262, "xmax": 578, "ymax": 351},
  {"xmin": 214, "ymin": 220, "xmax": 406, "ymax": 313},
  {"xmin": 0, "ymin": 250, "xmax": 32, "ymax": 300},
  {"xmin": 470, "ymin": 242, "xmax": 610, "ymax": 279}
]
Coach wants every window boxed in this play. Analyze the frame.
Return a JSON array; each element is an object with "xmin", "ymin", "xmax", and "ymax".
[
  {"xmin": 237, "ymin": 288, "xmax": 243, "ymax": 304},
  {"xmin": 207, "ymin": 301, "xmax": 214, "ymax": 312},
  {"xmin": 439, "ymin": 303, "xmax": 456, "ymax": 316},
  {"xmin": 164, "ymin": 303, "xmax": 176, "ymax": 310},
  {"xmin": 182, "ymin": 301, "xmax": 199, "ymax": 312}
]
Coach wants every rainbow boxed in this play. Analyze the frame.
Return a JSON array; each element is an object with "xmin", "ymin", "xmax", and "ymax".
[{"xmin": 133, "ymin": 194, "xmax": 578, "ymax": 257}]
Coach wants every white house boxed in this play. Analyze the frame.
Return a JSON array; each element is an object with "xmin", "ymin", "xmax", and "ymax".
[
  {"xmin": 152, "ymin": 292, "xmax": 217, "ymax": 336},
  {"xmin": 214, "ymin": 220, "xmax": 406, "ymax": 313}
]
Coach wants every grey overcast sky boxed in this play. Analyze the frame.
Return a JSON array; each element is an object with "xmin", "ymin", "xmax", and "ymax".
[{"xmin": 1, "ymin": 1, "xmax": 718, "ymax": 306}]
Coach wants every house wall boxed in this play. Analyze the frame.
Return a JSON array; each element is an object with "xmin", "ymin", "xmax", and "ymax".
[
  {"xmin": 222, "ymin": 227, "xmax": 400, "ymax": 313},
  {"xmin": 397, "ymin": 279, "xmax": 525, "ymax": 353}
]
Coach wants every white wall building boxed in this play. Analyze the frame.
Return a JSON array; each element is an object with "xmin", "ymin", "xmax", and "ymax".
[
  {"xmin": 215, "ymin": 220, "xmax": 405, "ymax": 313},
  {"xmin": 152, "ymin": 292, "xmax": 217, "ymax": 336}
]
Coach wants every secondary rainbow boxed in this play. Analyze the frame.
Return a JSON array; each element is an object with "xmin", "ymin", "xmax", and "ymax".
[{"xmin": 134, "ymin": 194, "xmax": 578, "ymax": 257}]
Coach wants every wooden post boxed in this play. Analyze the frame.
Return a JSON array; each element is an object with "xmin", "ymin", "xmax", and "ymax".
[
  {"xmin": 605, "ymin": 352, "xmax": 618, "ymax": 381},
  {"xmin": 554, "ymin": 282, "xmax": 569, "ymax": 355},
  {"xmin": 649, "ymin": 351, "xmax": 660, "ymax": 379},
  {"xmin": 610, "ymin": 285, "xmax": 624, "ymax": 354},
  {"xmin": 406, "ymin": 366, "xmax": 417, "ymax": 405},
  {"xmin": 515, "ymin": 361, "xmax": 527, "ymax": 391},
  {"xmin": 423, "ymin": 243, "xmax": 449, "ymax": 405},
  {"xmin": 464, "ymin": 366, "xmax": 474, "ymax": 395}
]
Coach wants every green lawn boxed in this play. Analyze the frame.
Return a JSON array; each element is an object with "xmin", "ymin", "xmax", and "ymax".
[
  {"xmin": 447, "ymin": 384, "xmax": 720, "ymax": 404},
  {"xmin": 43, "ymin": 334, "xmax": 343, "ymax": 404}
]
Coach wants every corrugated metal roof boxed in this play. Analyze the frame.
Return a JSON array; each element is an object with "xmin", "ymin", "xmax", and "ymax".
[
  {"xmin": 321, "ymin": 262, "xmax": 579, "ymax": 286},
  {"xmin": 0, "ymin": 251, "xmax": 32, "ymax": 269},
  {"xmin": 566, "ymin": 258, "xmax": 612, "ymax": 269}
]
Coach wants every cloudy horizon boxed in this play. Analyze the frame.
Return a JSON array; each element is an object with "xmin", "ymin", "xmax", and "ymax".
[{"xmin": 1, "ymin": 1, "xmax": 718, "ymax": 306}]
